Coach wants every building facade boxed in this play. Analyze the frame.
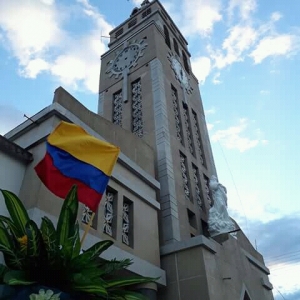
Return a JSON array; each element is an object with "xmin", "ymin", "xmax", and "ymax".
[
  {"xmin": 0, "ymin": 1, "xmax": 274, "ymax": 299},
  {"xmin": 98, "ymin": 1, "xmax": 274, "ymax": 299}
]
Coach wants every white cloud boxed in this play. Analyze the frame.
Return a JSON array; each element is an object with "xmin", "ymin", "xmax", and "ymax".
[
  {"xmin": 250, "ymin": 34, "xmax": 297, "ymax": 64},
  {"xmin": 211, "ymin": 25, "xmax": 257, "ymax": 69},
  {"xmin": 205, "ymin": 107, "xmax": 216, "ymax": 115},
  {"xmin": 271, "ymin": 12, "xmax": 282, "ymax": 22},
  {"xmin": 270, "ymin": 263, "xmax": 300, "ymax": 297},
  {"xmin": 260, "ymin": 90, "xmax": 270, "ymax": 95},
  {"xmin": 191, "ymin": 56, "xmax": 211, "ymax": 84},
  {"xmin": 212, "ymin": 72, "xmax": 222, "ymax": 84},
  {"xmin": 207, "ymin": 123, "xmax": 214, "ymax": 131},
  {"xmin": 131, "ymin": 0, "xmax": 142, "ymax": 5},
  {"xmin": 0, "ymin": 0, "xmax": 113, "ymax": 94},
  {"xmin": 40, "ymin": 0, "xmax": 55, "ymax": 5},
  {"xmin": 20, "ymin": 58, "xmax": 50, "ymax": 78},
  {"xmin": 0, "ymin": 0, "xmax": 63, "ymax": 65},
  {"xmin": 228, "ymin": 0, "xmax": 256, "ymax": 21},
  {"xmin": 211, "ymin": 118, "xmax": 267, "ymax": 152},
  {"xmin": 206, "ymin": 6, "xmax": 299, "ymax": 80},
  {"xmin": 50, "ymin": 35, "xmax": 107, "ymax": 93},
  {"xmin": 182, "ymin": 0, "xmax": 222, "ymax": 36}
]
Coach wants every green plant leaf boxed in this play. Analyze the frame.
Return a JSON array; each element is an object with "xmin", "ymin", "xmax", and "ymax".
[
  {"xmin": 0, "ymin": 263, "xmax": 9, "ymax": 284},
  {"xmin": 100, "ymin": 258, "xmax": 132, "ymax": 276},
  {"xmin": 4, "ymin": 270, "xmax": 36, "ymax": 285},
  {"xmin": 61, "ymin": 221, "xmax": 80, "ymax": 262},
  {"xmin": 106, "ymin": 276, "xmax": 158, "ymax": 289},
  {"xmin": 71, "ymin": 240, "xmax": 114, "ymax": 270},
  {"xmin": 72, "ymin": 273, "xmax": 107, "ymax": 296},
  {"xmin": 0, "ymin": 221, "xmax": 24, "ymax": 269},
  {"xmin": 110, "ymin": 290, "xmax": 150, "ymax": 300},
  {"xmin": 0, "ymin": 215, "xmax": 22, "ymax": 239},
  {"xmin": 0, "ymin": 189, "xmax": 29, "ymax": 237},
  {"xmin": 73, "ymin": 283, "xmax": 108, "ymax": 296},
  {"xmin": 78, "ymin": 265, "xmax": 107, "ymax": 280},
  {"xmin": 73, "ymin": 222, "xmax": 81, "ymax": 259},
  {"xmin": 56, "ymin": 186, "xmax": 78, "ymax": 248},
  {"xmin": 40, "ymin": 216, "xmax": 58, "ymax": 265},
  {"xmin": 26, "ymin": 220, "xmax": 44, "ymax": 258}
]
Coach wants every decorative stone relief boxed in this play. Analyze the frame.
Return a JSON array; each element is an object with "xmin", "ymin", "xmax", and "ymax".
[
  {"xmin": 192, "ymin": 111, "xmax": 204, "ymax": 165},
  {"xmin": 208, "ymin": 175, "xmax": 236, "ymax": 237},
  {"xmin": 132, "ymin": 79, "xmax": 143, "ymax": 137},
  {"xmin": 122, "ymin": 202, "xmax": 130, "ymax": 245},
  {"xmin": 183, "ymin": 106, "xmax": 194, "ymax": 155},
  {"xmin": 82, "ymin": 205, "xmax": 93, "ymax": 225},
  {"xmin": 171, "ymin": 88, "xmax": 183, "ymax": 144},
  {"xmin": 180, "ymin": 153, "xmax": 190, "ymax": 201},
  {"xmin": 106, "ymin": 39, "xmax": 147, "ymax": 102},
  {"xmin": 113, "ymin": 91, "xmax": 123, "ymax": 126},
  {"xmin": 203, "ymin": 176, "xmax": 212, "ymax": 206},
  {"xmin": 103, "ymin": 191, "xmax": 114, "ymax": 236},
  {"xmin": 192, "ymin": 166, "xmax": 203, "ymax": 209}
]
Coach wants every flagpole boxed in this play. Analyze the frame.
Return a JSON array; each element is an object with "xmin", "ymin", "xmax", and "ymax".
[{"xmin": 81, "ymin": 212, "xmax": 96, "ymax": 246}]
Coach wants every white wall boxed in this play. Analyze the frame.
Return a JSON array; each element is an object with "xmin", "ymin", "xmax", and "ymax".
[{"xmin": 0, "ymin": 151, "xmax": 26, "ymax": 217}]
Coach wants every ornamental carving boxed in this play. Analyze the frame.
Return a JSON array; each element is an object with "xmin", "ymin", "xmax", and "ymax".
[
  {"xmin": 192, "ymin": 166, "xmax": 203, "ymax": 209},
  {"xmin": 103, "ymin": 191, "xmax": 114, "ymax": 236},
  {"xmin": 113, "ymin": 91, "xmax": 123, "ymax": 126},
  {"xmin": 171, "ymin": 88, "xmax": 183, "ymax": 144},
  {"xmin": 183, "ymin": 106, "xmax": 194, "ymax": 155},
  {"xmin": 180, "ymin": 153, "xmax": 190, "ymax": 201},
  {"xmin": 203, "ymin": 176, "xmax": 212, "ymax": 206},
  {"xmin": 122, "ymin": 202, "xmax": 130, "ymax": 246},
  {"xmin": 82, "ymin": 205, "xmax": 94, "ymax": 226},
  {"xmin": 132, "ymin": 79, "xmax": 143, "ymax": 138},
  {"xmin": 192, "ymin": 111, "xmax": 204, "ymax": 165}
]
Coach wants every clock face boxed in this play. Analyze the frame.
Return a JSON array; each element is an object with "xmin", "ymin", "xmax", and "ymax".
[
  {"xmin": 170, "ymin": 56, "xmax": 191, "ymax": 93},
  {"xmin": 106, "ymin": 38, "xmax": 148, "ymax": 79},
  {"xmin": 113, "ymin": 45, "xmax": 140, "ymax": 72}
]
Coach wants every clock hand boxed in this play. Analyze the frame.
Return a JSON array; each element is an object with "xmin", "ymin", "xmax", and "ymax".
[{"xmin": 122, "ymin": 68, "xmax": 129, "ymax": 103}]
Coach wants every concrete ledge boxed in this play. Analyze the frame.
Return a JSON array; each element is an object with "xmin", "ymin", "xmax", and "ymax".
[
  {"xmin": 242, "ymin": 249, "xmax": 270, "ymax": 275},
  {"xmin": 112, "ymin": 172, "xmax": 160, "ymax": 210},
  {"xmin": 0, "ymin": 135, "xmax": 33, "ymax": 163},
  {"xmin": 261, "ymin": 277, "xmax": 273, "ymax": 290},
  {"xmin": 28, "ymin": 207, "xmax": 166, "ymax": 286},
  {"xmin": 160, "ymin": 235, "xmax": 217, "ymax": 256}
]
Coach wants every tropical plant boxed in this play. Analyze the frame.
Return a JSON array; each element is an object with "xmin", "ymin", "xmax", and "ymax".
[
  {"xmin": 29, "ymin": 289, "xmax": 61, "ymax": 300},
  {"xmin": 0, "ymin": 186, "xmax": 156, "ymax": 299}
]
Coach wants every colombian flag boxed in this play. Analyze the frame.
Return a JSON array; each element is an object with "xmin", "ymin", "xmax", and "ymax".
[{"xmin": 35, "ymin": 121, "xmax": 120, "ymax": 211}]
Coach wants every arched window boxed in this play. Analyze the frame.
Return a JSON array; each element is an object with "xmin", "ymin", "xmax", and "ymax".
[
  {"xmin": 243, "ymin": 292, "xmax": 251, "ymax": 300},
  {"xmin": 173, "ymin": 38, "xmax": 179, "ymax": 55},
  {"xmin": 164, "ymin": 25, "xmax": 171, "ymax": 49},
  {"xmin": 240, "ymin": 285, "xmax": 252, "ymax": 300},
  {"xmin": 182, "ymin": 51, "xmax": 190, "ymax": 74}
]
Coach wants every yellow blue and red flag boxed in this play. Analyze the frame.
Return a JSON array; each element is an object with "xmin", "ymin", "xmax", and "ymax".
[{"xmin": 35, "ymin": 121, "xmax": 120, "ymax": 211}]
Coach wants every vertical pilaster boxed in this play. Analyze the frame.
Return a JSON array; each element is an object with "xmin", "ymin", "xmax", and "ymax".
[
  {"xmin": 98, "ymin": 91, "xmax": 105, "ymax": 116},
  {"xmin": 150, "ymin": 58, "xmax": 180, "ymax": 243}
]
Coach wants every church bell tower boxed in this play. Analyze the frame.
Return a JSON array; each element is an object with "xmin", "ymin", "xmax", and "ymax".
[
  {"xmin": 98, "ymin": 1, "xmax": 274, "ymax": 299},
  {"xmin": 98, "ymin": 0, "xmax": 216, "ymax": 245}
]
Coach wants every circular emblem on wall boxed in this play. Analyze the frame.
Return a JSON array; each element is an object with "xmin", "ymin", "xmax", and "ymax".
[
  {"xmin": 168, "ymin": 53, "xmax": 193, "ymax": 94},
  {"xmin": 106, "ymin": 38, "xmax": 148, "ymax": 79}
]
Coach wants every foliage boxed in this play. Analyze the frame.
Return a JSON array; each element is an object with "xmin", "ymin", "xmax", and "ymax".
[
  {"xmin": 29, "ymin": 289, "xmax": 61, "ymax": 300},
  {"xmin": 0, "ymin": 186, "xmax": 156, "ymax": 299}
]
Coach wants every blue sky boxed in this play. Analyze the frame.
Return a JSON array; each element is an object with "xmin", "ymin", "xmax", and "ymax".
[{"xmin": 0, "ymin": 0, "xmax": 299, "ymax": 298}]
